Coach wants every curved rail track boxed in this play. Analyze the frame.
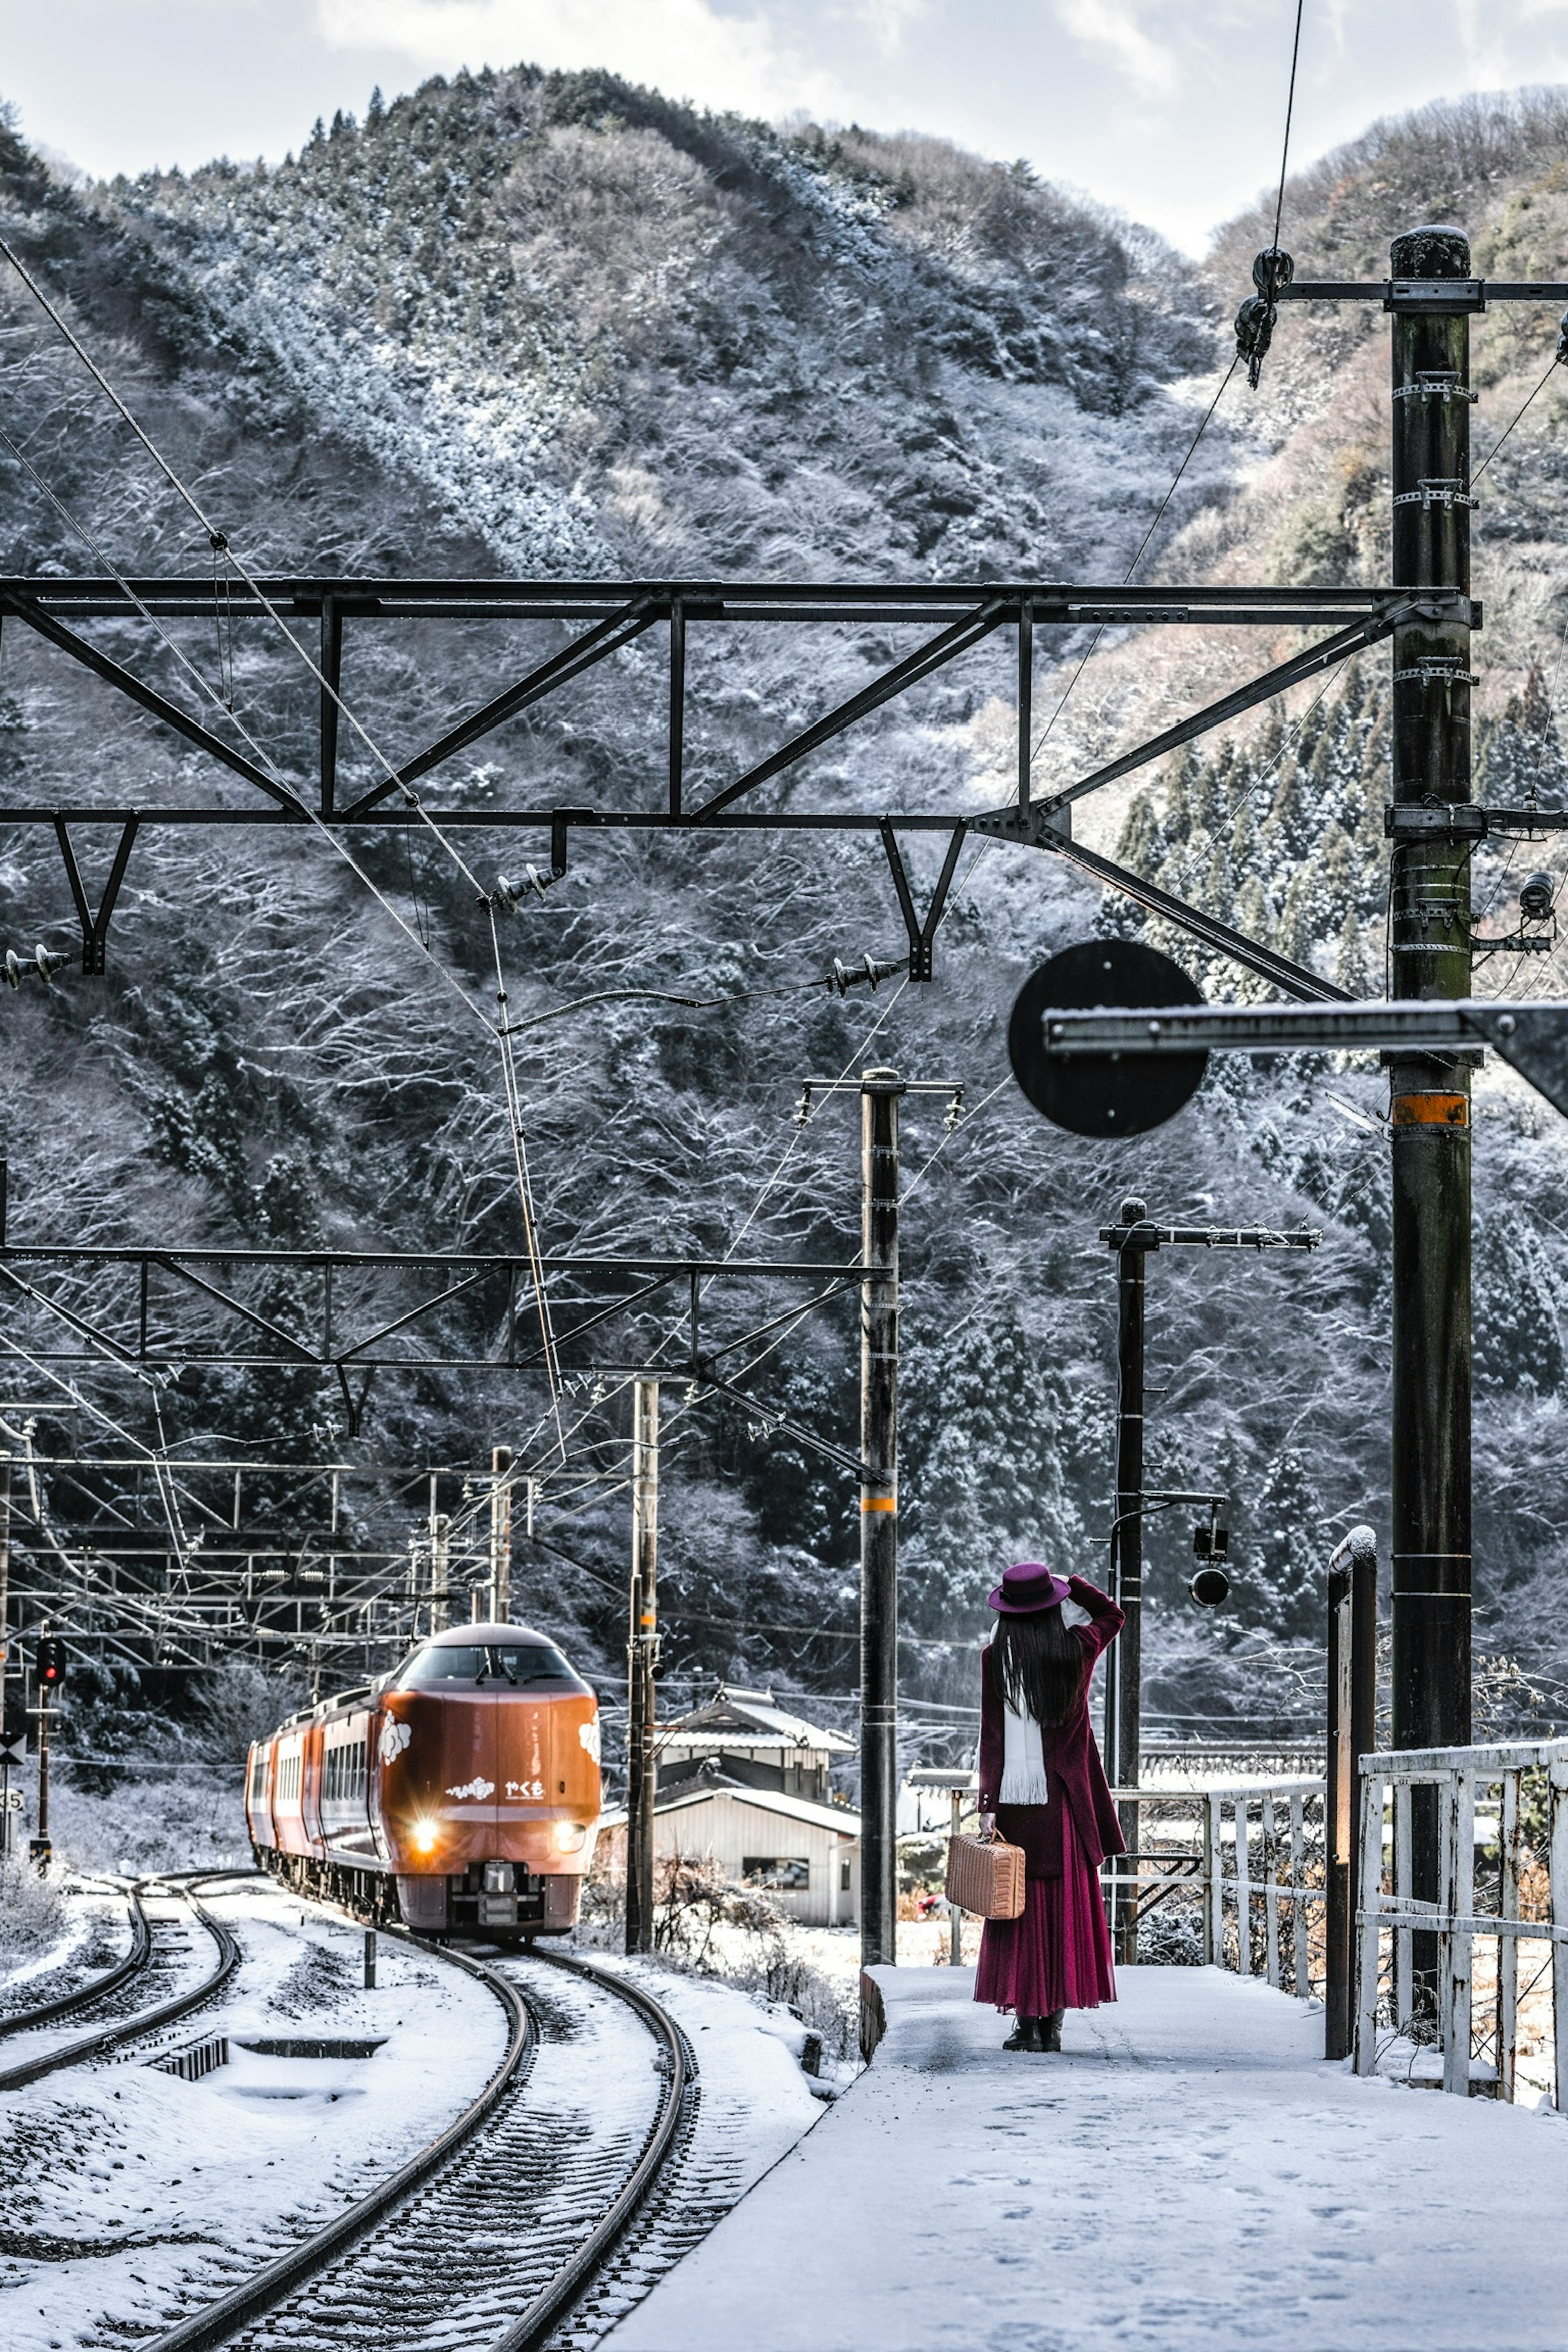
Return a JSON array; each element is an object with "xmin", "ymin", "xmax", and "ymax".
[
  {"xmin": 0, "ymin": 1879, "xmax": 151, "ymax": 2040},
  {"xmin": 145, "ymin": 1902, "xmax": 695, "ymax": 2352},
  {"xmin": 0, "ymin": 1878, "xmax": 238, "ymax": 2093}
]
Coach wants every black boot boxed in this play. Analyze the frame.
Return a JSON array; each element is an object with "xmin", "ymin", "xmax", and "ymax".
[
  {"xmin": 1042, "ymin": 2009, "xmax": 1064, "ymax": 2052},
  {"xmin": 1003, "ymin": 2015, "xmax": 1041, "ymax": 2051}
]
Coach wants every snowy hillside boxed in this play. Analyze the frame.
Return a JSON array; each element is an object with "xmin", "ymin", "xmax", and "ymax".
[{"xmin": 0, "ymin": 71, "xmax": 1566, "ymax": 1766}]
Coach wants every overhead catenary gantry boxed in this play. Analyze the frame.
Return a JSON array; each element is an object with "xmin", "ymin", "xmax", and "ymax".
[{"xmin": 0, "ymin": 574, "xmax": 1454, "ymax": 1001}]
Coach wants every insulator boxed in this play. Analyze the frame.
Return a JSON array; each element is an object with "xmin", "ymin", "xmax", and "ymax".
[
  {"xmin": 943, "ymin": 1087, "xmax": 966, "ymax": 1134},
  {"xmin": 829, "ymin": 954, "xmax": 901, "ymax": 996},
  {"xmin": 34, "ymin": 945, "xmax": 58, "ymax": 984},
  {"xmin": 494, "ymin": 866, "xmax": 554, "ymax": 913},
  {"xmin": 1251, "ymin": 245, "xmax": 1294, "ymax": 297},
  {"xmin": 3, "ymin": 952, "xmax": 19, "ymax": 990},
  {"xmin": 1519, "ymin": 870, "xmax": 1556, "ymax": 922},
  {"xmin": 793, "ymin": 1085, "xmax": 814, "ymax": 1128},
  {"xmin": 1234, "ymin": 294, "xmax": 1275, "ymax": 390}
]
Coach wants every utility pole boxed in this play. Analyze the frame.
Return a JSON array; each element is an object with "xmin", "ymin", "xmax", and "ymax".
[
  {"xmin": 1326, "ymin": 1525, "xmax": 1378, "ymax": 2059},
  {"xmin": 1388, "ymin": 226, "xmax": 1474, "ymax": 2000},
  {"xmin": 0, "ymin": 1456, "xmax": 10, "ymax": 1860},
  {"xmin": 625, "ymin": 1377, "xmax": 659, "ymax": 1956},
  {"xmin": 429, "ymin": 1508, "xmax": 450, "ymax": 1634},
  {"xmin": 489, "ymin": 1445, "xmax": 512, "ymax": 1624},
  {"xmin": 860, "ymin": 1068, "xmax": 901, "ymax": 1971}
]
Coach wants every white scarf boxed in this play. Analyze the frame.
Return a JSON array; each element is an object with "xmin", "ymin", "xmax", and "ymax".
[{"xmin": 995, "ymin": 1599, "xmax": 1090, "ymax": 1806}]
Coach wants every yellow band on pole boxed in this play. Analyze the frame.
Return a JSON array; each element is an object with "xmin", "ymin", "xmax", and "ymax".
[
  {"xmin": 861, "ymin": 1496, "xmax": 898, "ymax": 1512},
  {"xmin": 1391, "ymin": 1092, "xmax": 1468, "ymax": 1127}
]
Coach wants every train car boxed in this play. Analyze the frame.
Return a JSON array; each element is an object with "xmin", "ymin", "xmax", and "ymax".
[{"xmin": 247, "ymin": 1621, "xmax": 602, "ymax": 1939}]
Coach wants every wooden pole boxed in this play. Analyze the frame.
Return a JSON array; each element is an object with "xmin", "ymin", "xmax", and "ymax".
[{"xmin": 489, "ymin": 1446, "xmax": 512, "ymax": 1624}]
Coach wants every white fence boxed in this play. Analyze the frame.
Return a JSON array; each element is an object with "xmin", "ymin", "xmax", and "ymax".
[
  {"xmin": 1107, "ymin": 1780, "xmax": 1327, "ymax": 1992},
  {"xmin": 1355, "ymin": 1738, "xmax": 1568, "ymax": 2105}
]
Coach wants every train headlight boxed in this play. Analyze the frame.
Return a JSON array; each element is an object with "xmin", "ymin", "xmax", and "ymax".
[
  {"xmin": 410, "ymin": 1818, "xmax": 440, "ymax": 1856},
  {"xmin": 553, "ymin": 1820, "xmax": 588, "ymax": 1853}
]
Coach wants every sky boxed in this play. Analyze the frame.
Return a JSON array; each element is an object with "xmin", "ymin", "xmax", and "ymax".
[{"xmin": 4, "ymin": 0, "xmax": 1568, "ymax": 254}]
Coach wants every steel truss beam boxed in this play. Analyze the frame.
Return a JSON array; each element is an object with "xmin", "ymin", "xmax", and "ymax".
[
  {"xmin": 0, "ymin": 1243, "xmax": 864, "ymax": 1378},
  {"xmin": 0, "ymin": 571, "xmax": 1420, "ymax": 1001}
]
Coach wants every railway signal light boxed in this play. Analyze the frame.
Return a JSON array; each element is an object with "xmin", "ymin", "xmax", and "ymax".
[
  {"xmin": 1189, "ymin": 1510, "xmax": 1230, "ymax": 1606},
  {"xmin": 36, "ymin": 1635, "xmax": 66, "ymax": 1688}
]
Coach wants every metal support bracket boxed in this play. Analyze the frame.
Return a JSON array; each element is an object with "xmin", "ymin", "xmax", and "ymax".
[
  {"xmin": 1038, "ymin": 997, "xmax": 1568, "ymax": 1119},
  {"xmin": 53, "ymin": 816, "xmax": 138, "ymax": 975},
  {"xmin": 1385, "ymin": 803, "xmax": 1568, "ymax": 840},
  {"xmin": 878, "ymin": 819, "xmax": 967, "ymax": 982}
]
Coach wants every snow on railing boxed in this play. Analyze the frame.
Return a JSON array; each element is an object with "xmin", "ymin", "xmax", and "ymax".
[
  {"xmin": 1355, "ymin": 1740, "xmax": 1568, "ymax": 2105},
  {"xmin": 1106, "ymin": 1779, "xmax": 1327, "ymax": 1993}
]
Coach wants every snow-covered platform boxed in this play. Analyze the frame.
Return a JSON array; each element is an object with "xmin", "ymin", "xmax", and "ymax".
[{"xmin": 609, "ymin": 1963, "xmax": 1568, "ymax": 2352}]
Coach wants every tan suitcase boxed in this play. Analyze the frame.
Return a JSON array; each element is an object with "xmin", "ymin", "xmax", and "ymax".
[{"xmin": 944, "ymin": 1829, "xmax": 1026, "ymax": 1920}]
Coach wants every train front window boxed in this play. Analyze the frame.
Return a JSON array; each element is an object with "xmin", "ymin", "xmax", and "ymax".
[
  {"xmin": 393, "ymin": 1643, "xmax": 586, "ymax": 1690},
  {"xmin": 485, "ymin": 1644, "xmax": 586, "ymax": 1690}
]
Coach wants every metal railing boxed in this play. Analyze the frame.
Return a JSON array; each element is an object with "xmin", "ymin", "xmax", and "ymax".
[
  {"xmin": 1355, "ymin": 1739, "xmax": 1568, "ymax": 2105},
  {"xmin": 1105, "ymin": 1779, "xmax": 1327, "ymax": 1993}
]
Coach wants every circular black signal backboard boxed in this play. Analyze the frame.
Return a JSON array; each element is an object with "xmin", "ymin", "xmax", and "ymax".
[{"xmin": 1008, "ymin": 939, "xmax": 1207, "ymax": 1138}]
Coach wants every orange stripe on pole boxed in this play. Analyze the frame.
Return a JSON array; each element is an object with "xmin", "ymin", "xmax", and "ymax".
[
  {"xmin": 861, "ymin": 1496, "xmax": 898, "ymax": 1512},
  {"xmin": 1391, "ymin": 1093, "xmax": 1468, "ymax": 1127}
]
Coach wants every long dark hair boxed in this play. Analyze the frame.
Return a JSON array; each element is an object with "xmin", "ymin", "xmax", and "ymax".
[{"xmin": 994, "ymin": 1606, "xmax": 1084, "ymax": 1729}]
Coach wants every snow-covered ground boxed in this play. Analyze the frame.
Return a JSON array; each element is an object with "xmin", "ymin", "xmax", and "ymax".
[
  {"xmin": 0, "ymin": 1876, "xmax": 506, "ymax": 2352},
  {"xmin": 608, "ymin": 1964, "xmax": 1568, "ymax": 2352},
  {"xmin": 0, "ymin": 1880, "xmax": 835, "ymax": 2352}
]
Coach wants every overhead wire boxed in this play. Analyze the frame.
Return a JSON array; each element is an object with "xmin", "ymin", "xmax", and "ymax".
[
  {"xmin": 0, "ymin": 238, "xmax": 570, "ymax": 1443},
  {"xmin": 1027, "ymin": 0, "xmax": 1305, "ymax": 788}
]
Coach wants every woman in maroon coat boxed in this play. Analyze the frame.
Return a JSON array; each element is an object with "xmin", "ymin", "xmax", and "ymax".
[{"xmin": 974, "ymin": 1562, "xmax": 1125, "ymax": 2051}]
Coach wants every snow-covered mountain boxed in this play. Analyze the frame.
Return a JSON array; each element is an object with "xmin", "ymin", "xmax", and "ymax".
[{"xmin": 1, "ymin": 71, "xmax": 1566, "ymax": 1757}]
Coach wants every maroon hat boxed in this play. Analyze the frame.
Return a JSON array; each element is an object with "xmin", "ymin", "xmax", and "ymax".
[{"xmin": 987, "ymin": 1561, "xmax": 1071, "ymax": 1615}]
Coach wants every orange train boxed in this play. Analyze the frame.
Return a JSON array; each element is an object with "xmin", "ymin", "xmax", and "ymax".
[{"xmin": 245, "ymin": 1621, "xmax": 603, "ymax": 1938}]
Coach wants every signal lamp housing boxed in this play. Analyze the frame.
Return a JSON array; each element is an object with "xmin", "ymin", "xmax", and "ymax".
[{"xmin": 1189, "ymin": 1566, "xmax": 1231, "ymax": 1608}]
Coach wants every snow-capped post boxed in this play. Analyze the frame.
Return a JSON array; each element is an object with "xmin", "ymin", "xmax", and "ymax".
[
  {"xmin": 626, "ymin": 1377, "xmax": 659, "ymax": 1956},
  {"xmin": 1388, "ymin": 225, "xmax": 1476, "ymax": 2019},
  {"xmin": 1107, "ymin": 1196, "xmax": 1150, "ymax": 1965},
  {"xmin": 429, "ymin": 1509, "xmax": 450, "ymax": 1633},
  {"xmin": 490, "ymin": 1446, "xmax": 512, "ymax": 1624},
  {"xmin": 860, "ymin": 1068, "xmax": 901, "ymax": 1970},
  {"xmin": 1326, "ymin": 1525, "xmax": 1378, "ymax": 2059}
]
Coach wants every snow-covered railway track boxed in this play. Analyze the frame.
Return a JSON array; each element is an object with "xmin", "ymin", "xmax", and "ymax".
[
  {"xmin": 0, "ymin": 1880, "xmax": 237, "ymax": 2092},
  {"xmin": 144, "ymin": 1930, "xmax": 693, "ymax": 2352},
  {"xmin": 0, "ymin": 1881, "xmax": 151, "ymax": 2041}
]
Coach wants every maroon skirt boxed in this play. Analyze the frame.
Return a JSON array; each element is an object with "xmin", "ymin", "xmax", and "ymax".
[{"xmin": 974, "ymin": 1798, "xmax": 1116, "ymax": 2015}]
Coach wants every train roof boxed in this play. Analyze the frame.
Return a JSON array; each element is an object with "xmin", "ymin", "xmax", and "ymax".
[{"xmin": 426, "ymin": 1621, "xmax": 559, "ymax": 1646}]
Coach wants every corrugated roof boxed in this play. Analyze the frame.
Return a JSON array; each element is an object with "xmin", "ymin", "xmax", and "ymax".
[{"xmin": 662, "ymin": 1683, "xmax": 855, "ymax": 1753}]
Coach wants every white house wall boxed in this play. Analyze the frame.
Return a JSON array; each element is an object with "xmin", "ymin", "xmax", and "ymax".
[{"xmin": 659, "ymin": 1792, "xmax": 858, "ymax": 1928}]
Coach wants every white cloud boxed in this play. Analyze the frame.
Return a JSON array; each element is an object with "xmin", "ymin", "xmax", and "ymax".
[
  {"xmin": 1053, "ymin": 0, "xmax": 1180, "ymax": 100},
  {"xmin": 313, "ymin": 0, "xmax": 846, "ymax": 119}
]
